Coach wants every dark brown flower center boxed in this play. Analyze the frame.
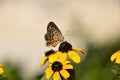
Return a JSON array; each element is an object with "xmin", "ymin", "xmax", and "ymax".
[
  {"xmin": 59, "ymin": 41, "xmax": 72, "ymax": 53},
  {"xmin": 52, "ymin": 61, "xmax": 62, "ymax": 72},
  {"xmin": 45, "ymin": 49, "xmax": 55, "ymax": 56}
]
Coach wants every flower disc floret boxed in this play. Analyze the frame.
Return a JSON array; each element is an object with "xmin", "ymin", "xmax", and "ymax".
[
  {"xmin": 59, "ymin": 41, "xmax": 72, "ymax": 52},
  {"xmin": 45, "ymin": 49, "xmax": 55, "ymax": 56},
  {"xmin": 52, "ymin": 61, "xmax": 62, "ymax": 72}
]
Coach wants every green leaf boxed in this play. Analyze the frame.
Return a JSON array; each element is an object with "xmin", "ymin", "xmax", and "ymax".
[
  {"xmin": 68, "ymin": 69, "xmax": 75, "ymax": 80},
  {"xmin": 0, "ymin": 76, "xmax": 9, "ymax": 80},
  {"xmin": 40, "ymin": 75, "xmax": 52, "ymax": 80}
]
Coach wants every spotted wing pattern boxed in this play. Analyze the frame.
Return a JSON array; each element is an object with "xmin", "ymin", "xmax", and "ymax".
[{"xmin": 45, "ymin": 22, "xmax": 64, "ymax": 47}]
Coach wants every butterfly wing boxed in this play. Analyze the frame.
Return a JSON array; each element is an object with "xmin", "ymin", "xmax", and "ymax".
[{"xmin": 45, "ymin": 22, "xmax": 64, "ymax": 47}]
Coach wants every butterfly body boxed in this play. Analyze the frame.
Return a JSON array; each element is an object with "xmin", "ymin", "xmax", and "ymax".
[{"xmin": 45, "ymin": 22, "xmax": 64, "ymax": 47}]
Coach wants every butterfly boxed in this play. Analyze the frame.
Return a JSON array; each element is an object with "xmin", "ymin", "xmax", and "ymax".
[{"xmin": 45, "ymin": 22, "xmax": 64, "ymax": 47}]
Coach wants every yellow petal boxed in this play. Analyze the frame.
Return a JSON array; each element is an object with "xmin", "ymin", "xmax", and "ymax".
[
  {"xmin": 40, "ymin": 57, "xmax": 48, "ymax": 66},
  {"xmin": 111, "ymin": 50, "xmax": 120, "ymax": 62},
  {"xmin": 116, "ymin": 56, "xmax": 120, "ymax": 64},
  {"xmin": 60, "ymin": 69, "xmax": 70, "ymax": 79},
  {"xmin": 58, "ymin": 53, "xmax": 67, "ymax": 62},
  {"xmin": 49, "ymin": 52, "xmax": 62, "ymax": 63},
  {"xmin": 68, "ymin": 51, "xmax": 81, "ymax": 63},
  {"xmin": 45, "ymin": 67, "xmax": 53, "ymax": 79},
  {"xmin": 0, "ymin": 65, "xmax": 3, "ymax": 67},
  {"xmin": 63, "ymin": 64, "xmax": 73, "ymax": 69},
  {"xmin": 53, "ymin": 72, "xmax": 60, "ymax": 80},
  {"xmin": 62, "ymin": 60, "xmax": 71, "ymax": 65},
  {"xmin": 0, "ymin": 67, "xmax": 4, "ymax": 75},
  {"xmin": 73, "ymin": 47, "xmax": 86, "ymax": 54}
]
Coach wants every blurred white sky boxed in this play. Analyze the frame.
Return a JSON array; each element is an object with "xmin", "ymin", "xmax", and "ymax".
[{"xmin": 0, "ymin": 0, "xmax": 120, "ymax": 77}]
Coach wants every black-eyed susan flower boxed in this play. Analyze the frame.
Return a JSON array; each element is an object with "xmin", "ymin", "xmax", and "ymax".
[
  {"xmin": 0, "ymin": 64, "xmax": 4, "ymax": 75},
  {"xmin": 49, "ymin": 41, "xmax": 86, "ymax": 64},
  {"xmin": 111, "ymin": 50, "xmax": 120, "ymax": 64},
  {"xmin": 40, "ymin": 49, "xmax": 55, "ymax": 66},
  {"xmin": 45, "ymin": 55, "xmax": 73, "ymax": 80}
]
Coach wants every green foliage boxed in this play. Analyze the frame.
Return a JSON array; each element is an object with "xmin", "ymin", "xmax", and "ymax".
[
  {"xmin": 74, "ymin": 38, "xmax": 120, "ymax": 80},
  {"xmin": 3, "ymin": 61, "xmax": 23, "ymax": 80},
  {"xmin": 40, "ymin": 75, "xmax": 52, "ymax": 80},
  {"xmin": 0, "ymin": 76, "xmax": 9, "ymax": 80}
]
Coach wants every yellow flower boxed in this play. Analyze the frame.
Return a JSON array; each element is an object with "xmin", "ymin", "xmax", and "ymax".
[
  {"xmin": 40, "ymin": 50, "xmax": 55, "ymax": 66},
  {"xmin": 49, "ymin": 41, "xmax": 86, "ymax": 63},
  {"xmin": 45, "ymin": 56, "xmax": 73, "ymax": 80},
  {"xmin": 0, "ymin": 64, "xmax": 4, "ymax": 75},
  {"xmin": 111, "ymin": 50, "xmax": 120, "ymax": 64}
]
